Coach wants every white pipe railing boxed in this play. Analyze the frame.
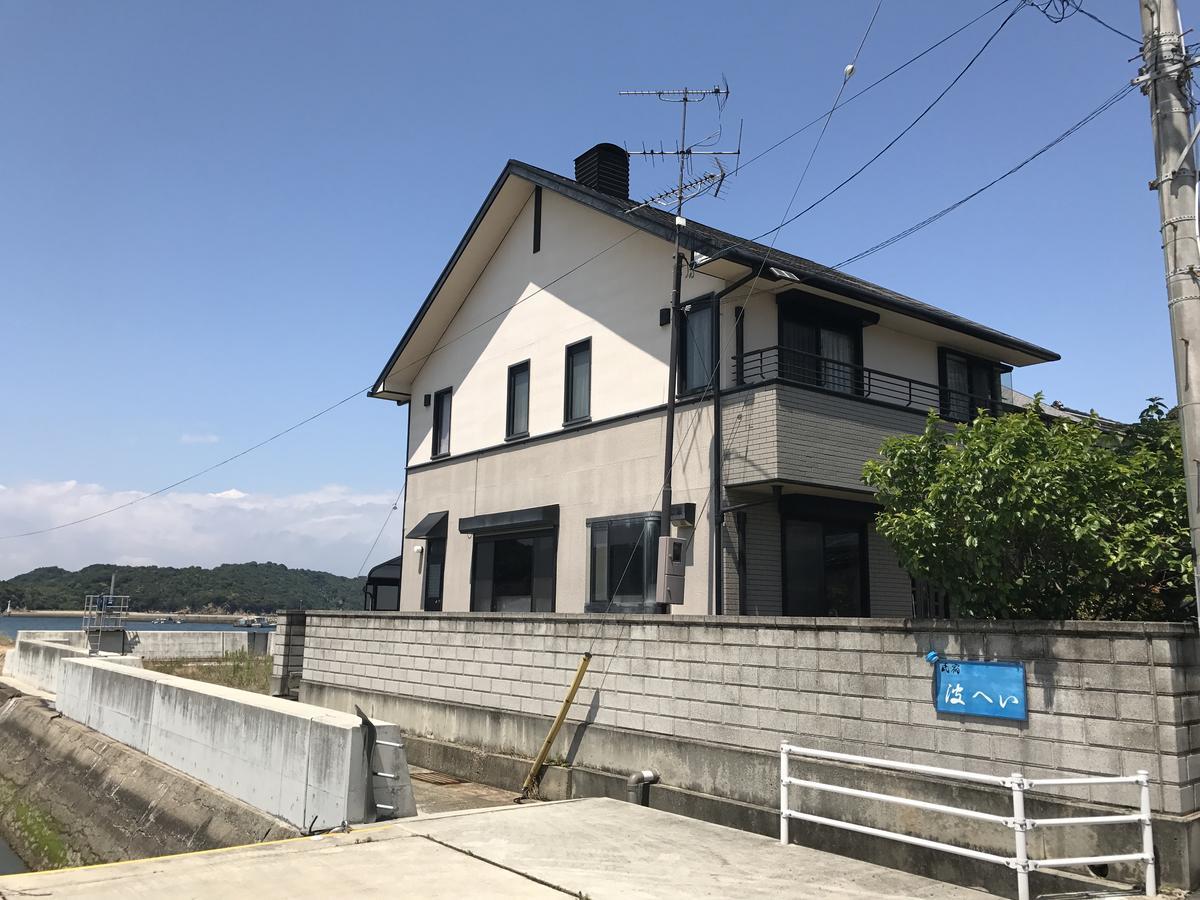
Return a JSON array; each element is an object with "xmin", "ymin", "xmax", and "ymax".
[{"xmin": 779, "ymin": 743, "xmax": 1156, "ymax": 900}]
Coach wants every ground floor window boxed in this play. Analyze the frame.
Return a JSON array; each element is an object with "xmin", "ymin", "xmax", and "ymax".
[
  {"xmin": 422, "ymin": 537, "xmax": 446, "ymax": 612},
  {"xmin": 586, "ymin": 514, "xmax": 660, "ymax": 613},
  {"xmin": 470, "ymin": 530, "xmax": 556, "ymax": 612},
  {"xmin": 783, "ymin": 519, "xmax": 867, "ymax": 617}
]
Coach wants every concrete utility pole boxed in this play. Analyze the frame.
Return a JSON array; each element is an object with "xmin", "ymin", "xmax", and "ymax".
[{"xmin": 1139, "ymin": 0, "xmax": 1200, "ymax": 623}]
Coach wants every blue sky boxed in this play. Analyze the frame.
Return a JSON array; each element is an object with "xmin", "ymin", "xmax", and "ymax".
[{"xmin": 0, "ymin": 1, "xmax": 1171, "ymax": 576}]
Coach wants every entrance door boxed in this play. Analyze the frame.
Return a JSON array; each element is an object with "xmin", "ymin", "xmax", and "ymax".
[{"xmin": 783, "ymin": 519, "xmax": 866, "ymax": 616}]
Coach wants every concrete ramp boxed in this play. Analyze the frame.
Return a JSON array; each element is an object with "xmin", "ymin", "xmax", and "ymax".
[
  {"xmin": 0, "ymin": 799, "xmax": 993, "ymax": 899},
  {"xmin": 56, "ymin": 658, "xmax": 416, "ymax": 830}
]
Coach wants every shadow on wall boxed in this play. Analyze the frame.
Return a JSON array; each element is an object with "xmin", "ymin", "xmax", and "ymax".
[{"xmin": 566, "ymin": 690, "xmax": 603, "ymax": 766}]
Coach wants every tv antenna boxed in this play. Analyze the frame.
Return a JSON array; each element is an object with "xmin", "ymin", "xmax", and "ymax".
[{"xmin": 618, "ymin": 81, "xmax": 742, "ymax": 564}]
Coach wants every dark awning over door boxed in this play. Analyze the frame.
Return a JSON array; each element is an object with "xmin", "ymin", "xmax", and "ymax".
[
  {"xmin": 458, "ymin": 504, "xmax": 559, "ymax": 536},
  {"xmin": 406, "ymin": 510, "xmax": 448, "ymax": 540}
]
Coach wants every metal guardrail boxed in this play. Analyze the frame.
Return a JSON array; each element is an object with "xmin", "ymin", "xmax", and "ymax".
[
  {"xmin": 780, "ymin": 743, "xmax": 1155, "ymax": 900},
  {"xmin": 738, "ymin": 346, "xmax": 1001, "ymax": 420}
]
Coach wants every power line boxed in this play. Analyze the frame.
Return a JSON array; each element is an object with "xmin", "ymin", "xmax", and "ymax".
[
  {"xmin": 836, "ymin": 81, "xmax": 1136, "ymax": 268},
  {"xmin": 1029, "ymin": 1, "xmax": 1142, "ymax": 44},
  {"xmin": 1072, "ymin": 6, "xmax": 1142, "ymax": 44},
  {"xmin": 736, "ymin": 0, "xmax": 1015, "ymax": 176},
  {"xmin": 703, "ymin": 0, "xmax": 1029, "ymax": 267},
  {"xmin": 356, "ymin": 486, "xmax": 406, "ymax": 577},
  {"xmin": 0, "ymin": 386, "xmax": 369, "ymax": 540}
]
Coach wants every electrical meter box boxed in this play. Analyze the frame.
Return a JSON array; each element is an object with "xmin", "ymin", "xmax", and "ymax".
[{"xmin": 655, "ymin": 535, "xmax": 687, "ymax": 605}]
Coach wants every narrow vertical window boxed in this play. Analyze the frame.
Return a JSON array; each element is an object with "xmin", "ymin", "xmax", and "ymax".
[
  {"xmin": 506, "ymin": 360, "xmax": 530, "ymax": 439},
  {"xmin": 564, "ymin": 339, "xmax": 591, "ymax": 424},
  {"xmin": 432, "ymin": 387, "xmax": 452, "ymax": 457},
  {"xmin": 422, "ymin": 538, "xmax": 445, "ymax": 612},
  {"xmin": 532, "ymin": 186, "xmax": 542, "ymax": 254},
  {"xmin": 680, "ymin": 301, "xmax": 714, "ymax": 394}
]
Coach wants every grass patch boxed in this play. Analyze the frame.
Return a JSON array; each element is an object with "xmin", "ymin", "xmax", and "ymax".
[{"xmin": 143, "ymin": 651, "xmax": 272, "ymax": 694}]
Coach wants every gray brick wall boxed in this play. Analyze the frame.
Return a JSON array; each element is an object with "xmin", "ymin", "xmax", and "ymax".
[
  {"xmin": 288, "ymin": 612, "xmax": 1200, "ymax": 815},
  {"xmin": 868, "ymin": 526, "xmax": 913, "ymax": 617},
  {"xmin": 723, "ymin": 384, "xmax": 929, "ymax": 491}
]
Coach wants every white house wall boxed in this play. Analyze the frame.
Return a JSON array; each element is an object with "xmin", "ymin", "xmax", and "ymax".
[
  {"xmin": 401, "ymin": 404, "xmax": 715, "ymax": 614},
  {"xmin": 408, "ymin": 188, "xmax": 725, "ymax": 462}
]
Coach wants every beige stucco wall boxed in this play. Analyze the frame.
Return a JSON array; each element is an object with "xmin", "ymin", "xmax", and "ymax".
[
  {"xmin": 407, "ymin": 189, "xmax": 724, "ymax": 463},
  {"xmin": 401, "ymin": 404, "xmax": 716, "ymax": 614}
]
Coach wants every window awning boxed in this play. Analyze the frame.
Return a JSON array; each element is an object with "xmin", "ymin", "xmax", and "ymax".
[
  {"xmin": 364, "ymin": 555, "xmax": 403, "ymax": 585},
  {"xmin": 459, "ymin": 504, "xmax": 559, "ymax": 536},
  {"xmin": 406, "ymin": 510, "xmax": 448, "ymax": 540}
]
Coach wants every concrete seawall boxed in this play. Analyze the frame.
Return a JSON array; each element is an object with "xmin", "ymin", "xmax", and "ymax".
[
  {"xmin": 1, "ymin": 637, "xmax": 142, "ymax": 695},
  {"xmin": 58, "ymin": 659, "xmax": 415, "ymax": 830},
  {"xmin": 0, "ymin": 683, "xmax": 297, "ymax": 870}
]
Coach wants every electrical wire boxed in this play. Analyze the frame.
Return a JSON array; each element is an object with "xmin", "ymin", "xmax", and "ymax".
[
  {"xmin": 356, "ymin": 486, "xmax": 406, "ymax": 577},
  {"xmin": 702, "ymin": 0, "xmax": 1029, "ymax": 268},
  {"xmin": 0, "ymin": 386, "xmax": 369, "ymax": 540},
  {"xmin": 736, "ymin": 0, "xmax": 1016, "ymax": 176}
]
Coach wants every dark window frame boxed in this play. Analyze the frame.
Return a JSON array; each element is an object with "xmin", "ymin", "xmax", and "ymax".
[
  {"xmin": 679, "ymin": 296, "xmax": 717, "ymax": 396},
  {"xmin": 506, "ymin": 359, "xmax": 531, "ymax": 441},
  {"xmin": 421, "ymin": 537, "xmax": 446, "ymax": 612},
  {"xmin": 432, "ymin": 387, "xmax": 453, "ymax": 458},
  {"xmin": 563, "ymin": 338, "xmax": 592, "ymax": 426},
  {"xmin": 776, "ymin": 297, "xmax": 866, "ymax": 395},
  {"xmin": 937, "ymin": 348, "xmax": 1005, "ymax": 422},
  {"xmin": 778, "ymin": 495, "xmax": 872, "ymax": 618},
  {"xmin": 468, "ymin": 527, "xmax": 557, "ymax": 613},
  {"xmin": 585, "ymin": 512, "xmax": 661, "ymax": 613}
]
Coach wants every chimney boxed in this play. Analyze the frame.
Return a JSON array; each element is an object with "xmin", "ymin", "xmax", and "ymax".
[{"xmin": 574, "ymin": 143, "xmax": 630, "ymax": 200}]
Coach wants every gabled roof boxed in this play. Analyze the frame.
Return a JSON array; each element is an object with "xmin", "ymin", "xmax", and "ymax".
[{"xmin": 371, "ymin": 158, "xmax": 1059, "ymax": 402}]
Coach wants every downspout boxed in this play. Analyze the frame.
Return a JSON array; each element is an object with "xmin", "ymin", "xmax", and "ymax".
[
  {"xmin": 710, "ymin": 271, "xmax": 756, "ymax": 616},
  {"xmin": 626, "ymin": 769, "xmax": 660, "ymax": 806}
]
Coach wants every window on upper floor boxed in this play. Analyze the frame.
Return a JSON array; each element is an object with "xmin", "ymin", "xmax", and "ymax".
[
  {"xmin": 778, "ymin": 303, "xmax": 863, "ymax": 395},
  {"xmin": 680, "ymin": 300, "xmax": 714, "ymax": 395},
  {"xmin": 564, "ymin": 339, "xmax": 591, "ymax": 424},
  {"xmin": 506, "ymin": 361, "xmax": 530, "ymax": 440},
  {"xmin": 938, "ymin": 349, "xmax": 1001, "ymax": 422},
  {"xmin": 432, "ymin": 387, "xmax": 452, "ymax": 457}
]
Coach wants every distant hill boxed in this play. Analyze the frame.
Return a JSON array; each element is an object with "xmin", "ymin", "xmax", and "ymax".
[{"xmin": 0, "ymin": 562, "xmax": 366, "ymax": 614}]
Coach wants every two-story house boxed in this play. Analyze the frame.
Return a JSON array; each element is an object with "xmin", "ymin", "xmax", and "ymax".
[{"xmin": 367, "ymin": 144, "xmax": 1058, "ymax": 617}]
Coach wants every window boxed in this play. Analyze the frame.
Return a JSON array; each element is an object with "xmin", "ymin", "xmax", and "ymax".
[
  {"xmin": 680, "ymin": 301, "xmax": 714, "ymax": 394},
  {"xmin": 776, "ymin": 293, "xmax": 871, "ymax": 395},
  {"xmin": 470, "ymin": 531, "xmax": 556, "ymax": 612},
  {"xmin": 422, "ymin": 538, "xmax": 445, "ymax": 612},
  {"xmin": 783, "ymin": 519, "xmax": 866, "ymax": 617},
  {"xmin": 432, "ymin": 388, "xmax": 452, "ymax": 457},
  {"xmin": 938, "ymin": 349, "xmax": 1001, "ymax": 422},
  {"xmin": 586, "ymin": 514, "xmax": 661, "ymax": 613},
  {"xmin": 506, "ymin": 361, "xmax": 530, "ymax": 439},
  {"xmin": 564, "ymin": 339, "xmax": 591, "ymax": 424}
]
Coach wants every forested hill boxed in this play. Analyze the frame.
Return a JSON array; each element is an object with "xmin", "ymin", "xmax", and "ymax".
[{"xmin": 0, "ymin": 562, "xmax": 365, "ymax": 614}]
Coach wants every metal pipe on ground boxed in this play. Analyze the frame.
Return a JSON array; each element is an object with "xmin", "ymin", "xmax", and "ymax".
[{"xmin": 626, "ymin": 769, "xmax": 660, "ymax": 806}]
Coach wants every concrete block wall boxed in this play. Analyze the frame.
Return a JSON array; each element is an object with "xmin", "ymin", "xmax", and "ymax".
[
  {"xmin": 271, "ymin": 612, "xmax": 307, "ymax": 697},
  {"xmin": 56, "ymin": 658, "xmax": 416, "ymax": 829},
  {"xmin": 124, "ymin": 629, "xmax": 268, "ymax": 659},
  {"xmin": 291, "ymin": 612, "xmax": 1200, "ymax": 817}
]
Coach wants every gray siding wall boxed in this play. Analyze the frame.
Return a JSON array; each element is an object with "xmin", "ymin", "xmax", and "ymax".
[
  {"xmin": 723, "ymin": 384, "xmax": 929, "ymax": 491},
  {"xmin": 868, "ymin": 525, "xmax": 913, "ymax": 617}
]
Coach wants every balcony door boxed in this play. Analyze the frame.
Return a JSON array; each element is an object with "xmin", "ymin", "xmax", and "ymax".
[{"xmin": 777, "ymin": 296, "xmax": 865, "ymax": 394}]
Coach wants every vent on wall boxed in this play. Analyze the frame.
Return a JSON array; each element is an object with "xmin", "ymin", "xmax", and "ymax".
[{"xmin": 574, "ymin": 143, "xmax": 630, "ymax": 200}]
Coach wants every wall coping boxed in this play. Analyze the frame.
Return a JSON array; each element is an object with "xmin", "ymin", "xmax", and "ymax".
[{"xmin": 281, "ymin": 610, "xmax": 1197, "ymax": 638}]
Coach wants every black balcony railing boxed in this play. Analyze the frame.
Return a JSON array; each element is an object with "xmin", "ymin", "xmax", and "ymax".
[{"xmin": 736, "ymin": 346, "xmax": 1000, "ymax": 421}]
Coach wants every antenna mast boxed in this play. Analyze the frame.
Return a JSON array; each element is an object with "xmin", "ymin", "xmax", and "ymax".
[{"xmin": 619, "ymin": 83, "xmax": 739, "ymax": 607}]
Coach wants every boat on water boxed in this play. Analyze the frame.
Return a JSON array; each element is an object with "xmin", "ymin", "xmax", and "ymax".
[{"xmin": 235, "ymin": 615, "xmax": 273, "ymax": 628}]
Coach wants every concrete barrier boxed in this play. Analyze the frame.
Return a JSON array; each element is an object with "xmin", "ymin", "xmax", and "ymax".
[
  {"xmin": 57, "ymin": 658, "xmax": 415, "ymax": 830},
  {"xmin": 1, "ymin": 637, "xmax": 142, "ymax": 694},
  {"xmin": 124, "ymin": 629, "xmax": 270, "ymax": 659}
]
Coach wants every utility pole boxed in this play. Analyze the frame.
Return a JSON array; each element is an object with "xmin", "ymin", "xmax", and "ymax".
[
  {"xmin": 1138, "ymin": 0, "xmax": 1200, "ymax": 623},
  {"xmin": 618, "ymin": 86, "xmax": 736, "ymax": 557}
]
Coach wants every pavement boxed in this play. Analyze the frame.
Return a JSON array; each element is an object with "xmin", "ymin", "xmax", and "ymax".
[{"xmin": 0, "ymin": 797, "xmax": 996, "ymax": 899}]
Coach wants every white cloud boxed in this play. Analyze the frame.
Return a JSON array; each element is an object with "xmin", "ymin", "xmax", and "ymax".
[
  {"xmin": 0, "ymin": 481, "xmax": 404, "ymax": 579},
  {"xmin": 180, "ymin": 433, "xmax": 220, "ymax": 445}
]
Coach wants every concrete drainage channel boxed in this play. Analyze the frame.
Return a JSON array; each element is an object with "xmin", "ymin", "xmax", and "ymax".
[{"xmin": 0, "ymin": 631, "xmax": 417, "ymax": 874}]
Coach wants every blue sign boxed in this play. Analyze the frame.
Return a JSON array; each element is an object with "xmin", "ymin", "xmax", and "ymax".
[{"xmin": 927, "ymin": 653, "xmax": 1027, "ymax": 721}]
